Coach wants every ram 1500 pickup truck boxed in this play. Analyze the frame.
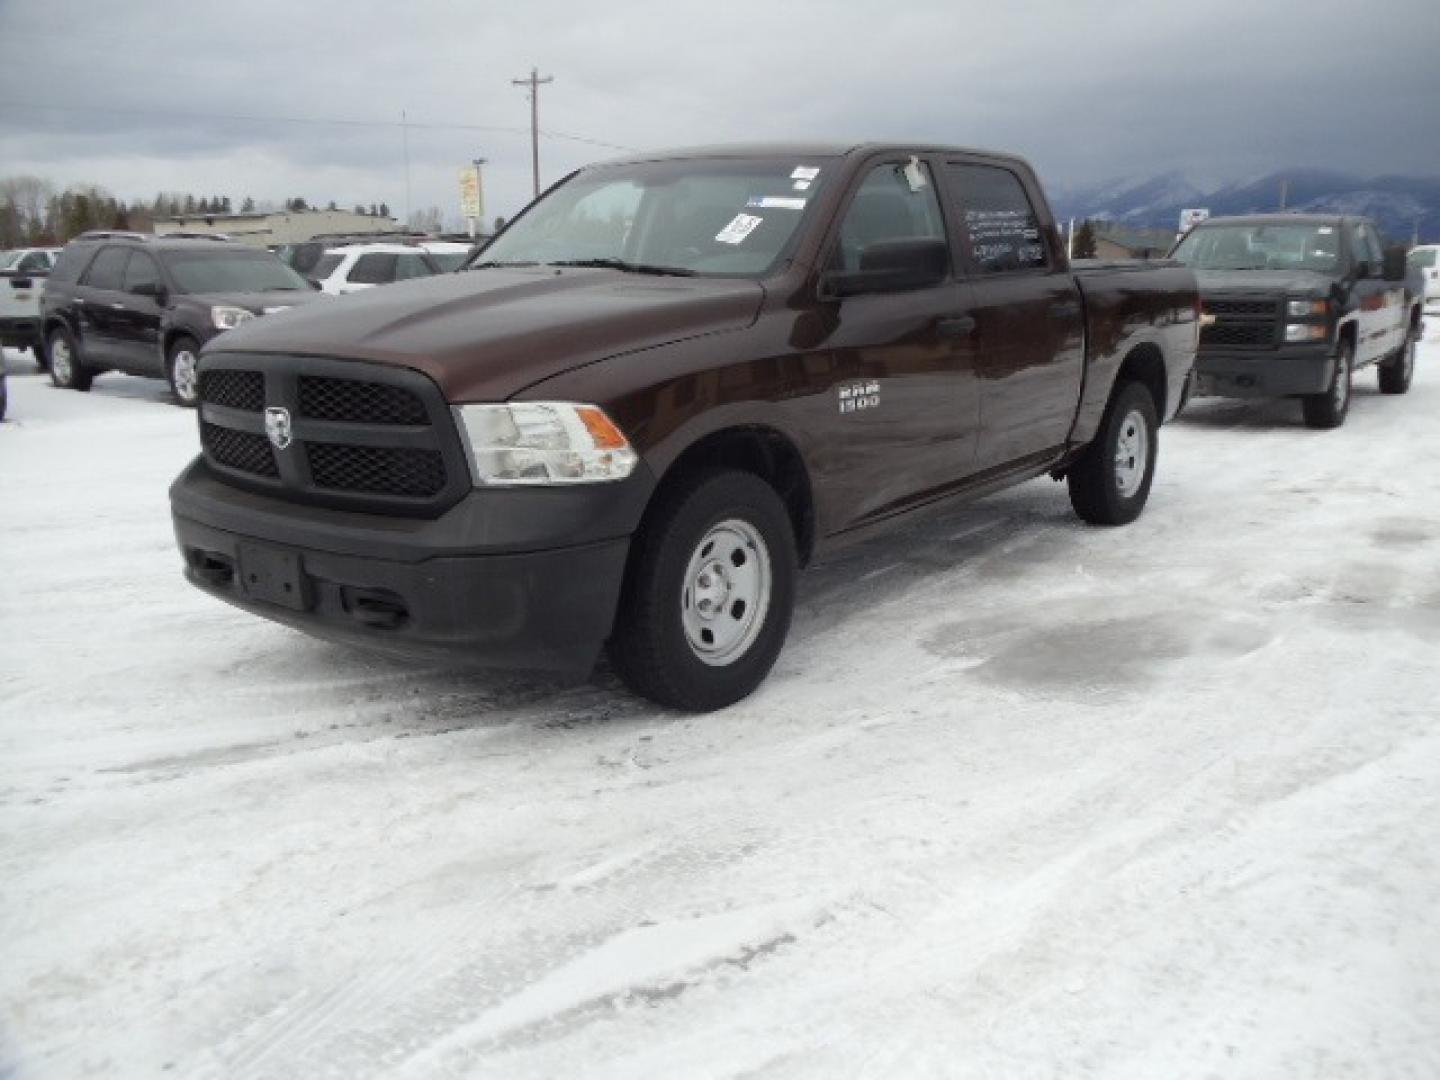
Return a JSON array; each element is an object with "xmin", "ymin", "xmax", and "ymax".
[
  {"xmin": 170, "ymin": 142, "xmax": 1198, "ymax": 710},
  {"xmin": 1171, "ymin": 213, "xmax": 1423, "ymax": 428}
]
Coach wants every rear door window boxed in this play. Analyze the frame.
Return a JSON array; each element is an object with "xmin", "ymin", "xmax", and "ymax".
[
  {"xmin": 393, "ymin": 253, "xmax": 435, "ymax": 281},
  {"xmin": 944, "ymin": 163, "xmax": 1050, "ymax": 274},
  {"xmin": 347, "ymin": 253, "xmax": 397, "ymax": 284},
  {"xmin": 123, "ymin": 252, "xmax": 162, "ymax": 294},
  {"xmin": 48, "ymin": 245, "xmax": 95, "ymax": 284},
  {"xmin": 81, "ymin": 247, "xmax": 131, "ymax": 291}
]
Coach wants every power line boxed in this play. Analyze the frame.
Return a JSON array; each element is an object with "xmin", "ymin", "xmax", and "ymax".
[
  {"xmin": 510, "ymin": 68, "xmax": 554, "ymax": 199},
  {"xmin": 0, "ymin": 100, "xmax": 637, "ymax": 153}
]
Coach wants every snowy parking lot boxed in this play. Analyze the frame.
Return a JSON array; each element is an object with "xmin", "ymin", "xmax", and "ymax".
[{"xmin": 3, "ymin": 331, "xmax": 1440, "ymax": 1078}]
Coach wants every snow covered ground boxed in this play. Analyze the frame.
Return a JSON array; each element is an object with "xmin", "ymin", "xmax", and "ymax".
[{"xmin": 3, "ymin": 332, "xmax": 1440, "ymax": 1080}]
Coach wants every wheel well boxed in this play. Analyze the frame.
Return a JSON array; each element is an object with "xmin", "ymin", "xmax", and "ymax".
[
  {"xmin": 1339, "ymin": 319, "xmax": 1358, "ymax": 349},
  {"xmin": 163, "ymin": 328, "xmax": 198, "ymax": 356},
  {"xmin": 654, "ymin": 426, "xmax": 816, "ymax": 566},
  {"xmin": 1115, "ymin": 343, "xmax": 1167, "ymax": 416}
]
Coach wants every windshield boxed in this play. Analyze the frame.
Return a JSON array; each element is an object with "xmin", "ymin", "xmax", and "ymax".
[
  {"xmin": 1172, "ymin": 223, "xmax": 1341, "ymax": 272},
  {"xmin": 164, "ymin": 250, "xmax": 310, "ymax": 293},
  {"xmin": 0, "ymin": 250, "xmax": 17, "ymax": 271},
  {"xmin": 473, "ymin": 156, "xmax": 835, "ymax": 277},
  {"xmin": 1408, "ymin": 248, "xmax": 1437, "ymax": 269}
]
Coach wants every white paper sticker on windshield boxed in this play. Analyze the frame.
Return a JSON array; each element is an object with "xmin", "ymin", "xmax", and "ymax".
[
  {"xmin": 793, "ymin": 179, "xmax": 812, "ymax": 191},
  {"xmin": 790, "ymin": 166, "xmax": 820, "ymax": 181},
  {"xmin": 1317, "ymin": 227, "xmax": 1333, "ymax": 234},
  {"xmin": 716, "ymin": 213, "xmax": 763, "ymax": 244},
  {"xmin": 746, "ymin": 196, "xmax": 806, "ymax": 210}
]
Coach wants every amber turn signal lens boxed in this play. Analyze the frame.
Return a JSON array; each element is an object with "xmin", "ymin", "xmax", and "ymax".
[{"xmin": 575, "ymin": 405, "xmax": 630, "ymax": 450}]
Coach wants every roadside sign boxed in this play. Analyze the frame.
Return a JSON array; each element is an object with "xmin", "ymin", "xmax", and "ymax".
[
  {"xmin": 1179, "ymin": 208, "xmax": 1210, "ymax": 233},
  {"xmin": 459, "ymin": 166, "xmax": 484, "ymax": 221}
]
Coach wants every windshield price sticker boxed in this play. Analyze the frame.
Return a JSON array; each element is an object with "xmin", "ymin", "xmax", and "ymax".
[
  {"xmin": 903, "ymin": 156, "xmax": 928, "ymax": 192},
  {"xmin": 716, "ymin": 213, "xmax": 764, "ymax": 245},
  {"xmin": 746, "ymin": 196, "xmax": 807, "ymax": 210},
  {"xmin": 790, "ymin": 165, "xmax": 820, "ymax": 181},
  {"xmin": 793, "ymin": 179, "xmax": 812, "ymax": 191}
]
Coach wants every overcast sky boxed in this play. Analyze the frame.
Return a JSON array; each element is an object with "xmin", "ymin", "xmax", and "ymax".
[{"xmin": 2, "ymin": 0, "xmax": 1437, "ymax": 228}]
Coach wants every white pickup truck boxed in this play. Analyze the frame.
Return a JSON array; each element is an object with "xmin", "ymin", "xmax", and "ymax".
[{"xmin": 1, "ymin": 247, "xmax": 61, "ymax": 367}]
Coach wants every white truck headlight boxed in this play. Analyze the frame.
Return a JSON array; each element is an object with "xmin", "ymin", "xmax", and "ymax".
[
  {"xmin": 455, "ymin": 402, "xmax": 638, "ymax": 485},
  {"xmin": 211, "ymin": 305, "xmax": 257, "ymax": 330}
]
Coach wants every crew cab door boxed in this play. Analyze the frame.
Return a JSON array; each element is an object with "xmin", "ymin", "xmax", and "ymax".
[
  {"xmin": 803, "ymin": 156, "xmax": 981, "ymax": 529},
  {"xmin": 1348, "ymin": 221, "xmax": 1405, "ymax": 363},
  {"xmin": 939, "ymin": 160, "xmax": 1085, "ymax": 471}
]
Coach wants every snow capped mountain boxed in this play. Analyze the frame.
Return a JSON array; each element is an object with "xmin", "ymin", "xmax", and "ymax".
[{"xmin": 1049, "ymin": 170, "xmax": 1440, "ymax": 242}]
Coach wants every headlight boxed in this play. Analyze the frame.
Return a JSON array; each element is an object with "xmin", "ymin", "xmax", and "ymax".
[
  {"xmin": 211, "ymin": 305, "xmax": 257, "ymax": 330},
  {"xmin": 1286, "ymin": 299, "xmax": 1328, "ymax": 318},
  {"xmin": 1284, "ymin": 323, "xmax": 1328, "ymax": 343},
  {"xmin": 455, "ymin": 402, "xmax": 638, "ymax": 485}
]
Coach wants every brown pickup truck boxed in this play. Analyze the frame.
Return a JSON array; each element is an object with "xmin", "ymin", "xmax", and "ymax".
[{"xmin": 171, "ymin": 142, "xmax": 1198, "ymax": 710}]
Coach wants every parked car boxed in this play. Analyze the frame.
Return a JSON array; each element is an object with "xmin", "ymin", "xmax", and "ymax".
[
  {"xmin": 417, "ymin": 240, "xmax": 473, "ymax": 271},
  {"xmin": 1, "ymin": 247, "xmax": 62, "ymax": 366},
  {"xmin": 1408, "ymin": 244, "xmax": 1439, "ymax": 307},
  {"xmin": 1171, "ymin": 214, "xmax": 1422, "ymax": 427},
  {"xmin": 171, "ymin": 141, "xmax": 1198, "ymax": 710},
  {"xmin": 40, "ymin": 232, "xmax": 328, "ymax": 405},
  {"xmin": 308, "ymin": 243, "xmax": 442, "ymax": 295}
]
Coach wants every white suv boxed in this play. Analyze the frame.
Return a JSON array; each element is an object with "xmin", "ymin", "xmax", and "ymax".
[
  {"xmin": 308, "ymin": 243, "xmax": 441, "ymax": 296},
  {"xmin": 1, "ymin": 247, "xmax": 62, "ymax": 364}
]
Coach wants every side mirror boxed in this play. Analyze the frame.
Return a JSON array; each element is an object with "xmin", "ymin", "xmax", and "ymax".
[
  {"xmin": 131, "ymin": 281, "xmax": 167, "ymax": 303},
  {"xmin": 822, "ymin": 238, "xmax": 949, "ymax": 298},
  {"xmin": 1353, "ymin": 259, "xmax": 1372, "ymax": 280},
  {"xmin": 1382, "ymin": 246, "xmax": 1407, "ymax": 282},
  {"xmin": 306, "ymin": 277, "xmax": 322, "ymax": 290}
]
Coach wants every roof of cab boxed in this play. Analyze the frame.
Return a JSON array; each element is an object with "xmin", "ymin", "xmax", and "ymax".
[{"xmin": 599, "ymin": 141, "xmax": 1032, "ymax": 169}]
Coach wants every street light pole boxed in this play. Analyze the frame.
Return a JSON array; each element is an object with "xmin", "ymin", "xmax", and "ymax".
[
  {"xmin": 470, "ymin": 156, "xmax": 487, "ymax": 239},
  {"xmin": 511, "ymin": 67, "xmax": 553, "ymax": 200}
]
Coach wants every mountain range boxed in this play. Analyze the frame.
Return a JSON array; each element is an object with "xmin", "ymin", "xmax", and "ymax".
[{"xmin": 1047, "ymin": 169, "xmax": 1440, "ymax": 243}]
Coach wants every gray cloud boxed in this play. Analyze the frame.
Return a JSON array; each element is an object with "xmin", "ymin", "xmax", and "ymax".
[{"xmin": 2, "ymin": 0, "xmax": 1436, "ymax": 225}]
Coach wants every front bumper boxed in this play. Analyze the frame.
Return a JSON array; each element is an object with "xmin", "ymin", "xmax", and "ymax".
[
  {"xmin": 1193, "ymin": 343, "xmax": 1333, "ymax": 398},
  {"xmin": 0, "ymin": 317, "xmax": 41, "ymax": 348},
  {"xmin": 170, "ymin": 458, "xmax": 654, "ymax": 674}
]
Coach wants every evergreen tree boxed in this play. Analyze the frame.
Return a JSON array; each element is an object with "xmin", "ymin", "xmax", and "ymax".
[
  {"xmin": 240, "ymin": 196, "xmax": 255, "ymax": 213},
  {"xmin": 326, "ymin": 200, "xmax": 338, "ymax": 211},
  {"xmin": 183, "ymin": 194, "xmax": 196, "ymax": 214},
  {"xmin": 368, "ymin": 203, "xmax": 378, "ymax": 216},
  {"xmin": 220, "ymin": 196, "xmax": 233, "ymax": 213},
  {"xmin": 197, "ymin": 197, "xmax": 211, "ymax": 213},
  {"xmin": 169, "ymin": 197, "xmax": 181, "ymax": 216},
  {"xmin": 353, "ymin": 204, "xmax": 365, "ymax": 216},
  {"xmin": 1072, "ymin": 219, "xmax": 1098, "ymax": 260},
  {"xmin": 378, "ymin": 202, "xmax": 390, "ymax": 219},
  {"xmin": 111, "ymin": 202, "xmax": 130, "ymax": 230}
]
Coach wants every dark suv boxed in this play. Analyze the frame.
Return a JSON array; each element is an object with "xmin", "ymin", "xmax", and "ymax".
[{"xmin": 40, "ymin": 232, "xmax": 329, "ymax": 405}]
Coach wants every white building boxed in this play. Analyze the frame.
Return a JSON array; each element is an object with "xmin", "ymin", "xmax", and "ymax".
[{"xmin": 153, "ymin": 209, "xmax": 400, "ymax": 247}]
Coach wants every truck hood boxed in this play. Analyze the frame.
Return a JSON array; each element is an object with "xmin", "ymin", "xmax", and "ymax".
[
  {"xmin": 1194, "ymin": 269, "xmax": 1334, "ymax": 297},
  {"xmin": 210, "ymin": 267, "xmax": 766, "ymax": 401}
]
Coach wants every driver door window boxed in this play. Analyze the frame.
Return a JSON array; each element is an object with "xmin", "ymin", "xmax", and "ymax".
[{"xmin": 830, "ymin": 161, "xmax": 948, "ymax": 273}]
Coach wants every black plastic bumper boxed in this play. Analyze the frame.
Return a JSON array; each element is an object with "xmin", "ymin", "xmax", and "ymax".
[
  {"xmin": 0, "ymin": 317, "xmax": 40, "ymax": 348},
  {"xmin": 170, "ymin": 458, "xmax": 654, "ymax": 674},
  {"xmin": 1193, "ymin": 344, "xmax": 1333, "ymax": 398}
]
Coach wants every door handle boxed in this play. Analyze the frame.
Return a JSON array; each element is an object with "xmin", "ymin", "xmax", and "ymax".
[
  {"xmin": 74, "ymin": 297, "xmax": 86, "ymax": 305},
  {"xmin": 111, "ymin": 303, "xmax": 125, "ymax": 310},
  {"xmin": 1049, "ymin": 301, "xmax": 1081, "ymax": 319},
  {"xmin": 937, "ymin": 314, "xmax": 977, "ymax": 338}
]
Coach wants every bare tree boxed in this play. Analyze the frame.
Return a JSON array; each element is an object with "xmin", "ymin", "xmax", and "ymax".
[{"xmin": 408, "ymin": 206, "xmax": 444, "ymax": 233}]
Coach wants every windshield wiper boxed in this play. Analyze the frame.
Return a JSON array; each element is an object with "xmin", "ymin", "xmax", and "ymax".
[
  {"xmin": 548, "ymin": 258, "xmax": 696, "ymax": 277},
  {"xmin": 471, "ymin": 259, "xmax": 540, "ymax": 269}
]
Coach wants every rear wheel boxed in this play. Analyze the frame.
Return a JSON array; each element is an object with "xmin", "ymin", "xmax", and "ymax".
[
  {"xmin": 47, "ymin": 327, "xmax": 93, "ymax": 392},
  {"xmin": 1302, "ymin": 339, "xmax": 1352, "ymax": 428},
  {"xmin": 608, "ymin": 468, "xmax": 797, "ymax": 712},
  {"xmin": 1378, "ymin": 332, "xmax": 1415, "ymax": 395},
  {"xmin": 1067, "ymin": 380, "xmax": 1159, "ymax": 526},
  {"xmin": 166, "ymin": 335, "xmax": 201, "ymax": 407}
]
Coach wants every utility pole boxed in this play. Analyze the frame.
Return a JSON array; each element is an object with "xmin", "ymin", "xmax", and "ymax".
[
  {"xmin": 1278, "ymin": 177, "xmax": 1288, "ymax": 211},
  {"xmin": 511, "ymin": 67, "xmax": 553, "ymax": 199}
]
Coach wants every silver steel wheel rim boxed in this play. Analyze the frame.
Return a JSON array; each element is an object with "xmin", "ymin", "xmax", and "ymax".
[
  {"xmin": 1113, "ymin": 408, "xmax": 1149, "ymax": 498},
  {"xmin": 172, "ymin": 350, "xmax": 199, "ymax": 401},
  {"xmin": 51, "ymin": 339, "xmax": 72, "ymax": 383},
  {"xmin": 1403, "ymin": 341, "xmax": 1415, "ymax": 379},
  {"xmin": 681, "ymin": 518, "xmax": 772, "ymax": 667},
  {"xmin": 1334, "ymin": 352, "xmax": 1350, "ymax": 409}
]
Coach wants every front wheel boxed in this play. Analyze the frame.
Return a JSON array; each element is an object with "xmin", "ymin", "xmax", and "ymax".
[
  {"xmin": 1302, "ymin": 340, "xmax": 1352, "ymax": 428},
  {"xmin": 1067, "ymin": 380, "xmax": 1159, "ymax": 526},
  {"xmin": 166, "ymin": 336, "xmax": 202, "ymax": 407},
  {"xmin": 608, "ymin": 468, "xmax": 797, "ymax": 712},
  {"xmin": 47, "ymin": 327, "xmax": 93, "ymax": 392},
  {"xmin": 1377, "ymin": 332, "xmax": 1415, "ymax": 395}
]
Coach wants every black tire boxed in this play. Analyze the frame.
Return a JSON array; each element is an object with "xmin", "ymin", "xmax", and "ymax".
[
  {"xmin": 608, "ymin": 468, "xmax": 798, "ymax": 712},
  {"xmin": 47, "ymin": 326, "xmax": 93, "ymax": 392},
  {"xmin": 31, "ymin": 344, "xmax": 50, "ymax": 372},
  {"xmin": 166, "ymin": 335, "xmax": 202, "ymax": 407},
  {"xmin": 0, "ymin": 378, "xmax": 7, "ymax": 422},
  {"xmin": 1378, "ymin": 332, "xmax": 1415, "ymax": 395},
  {"xmin": 1302, "ymin": 339, "xmax": 1352, "ymax": 428},
  {"xmin": 1067, "ymin": 379, "xmax": 1160, "ymax": 526}
]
